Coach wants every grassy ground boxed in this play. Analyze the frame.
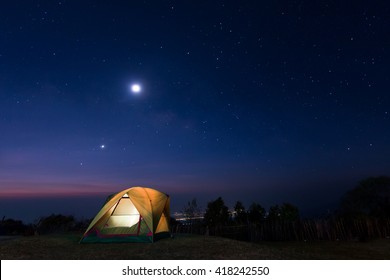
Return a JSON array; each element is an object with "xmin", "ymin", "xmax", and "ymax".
[{"xmin": 1, "ymin": 234, "xmax": 389, "ymax": 260}]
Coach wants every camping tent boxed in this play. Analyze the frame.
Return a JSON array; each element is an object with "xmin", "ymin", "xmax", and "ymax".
[{"xmin": 80, "ymin": 186, "xmax": 170, "ymax": 243}]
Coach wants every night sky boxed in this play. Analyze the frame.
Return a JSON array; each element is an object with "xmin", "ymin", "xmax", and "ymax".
[{"xmin": 1, "ymin": 1, "xmax": 390, "ymax": 222}]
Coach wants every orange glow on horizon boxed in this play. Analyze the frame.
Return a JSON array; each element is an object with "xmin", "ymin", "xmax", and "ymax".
[
  {"xmin": 0, "ymin": 180, "xmax": 184, "ymax": 199},
  {"xmin": 0, "ymin": 189, "xmax": 110, "ymax": 198},
  {"xmin": 0, "ymin": 182, "xmax": 117, "ymax": 198}
]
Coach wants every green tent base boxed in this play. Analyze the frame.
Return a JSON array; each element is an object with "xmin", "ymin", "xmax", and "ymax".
[{"xmin": 81, "ymin": 231, "xmax": 170, "ymax": 243}]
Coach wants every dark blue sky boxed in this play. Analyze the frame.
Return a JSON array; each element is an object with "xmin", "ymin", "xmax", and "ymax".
[{"xmin": 1, "ymin": 1, "xmax": 389, "ymax": 222}]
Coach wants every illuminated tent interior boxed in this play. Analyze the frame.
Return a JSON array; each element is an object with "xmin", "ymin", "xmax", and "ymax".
[{"xmin": 80, "ymin": 187, "xmax": 170, "ymax": 243}]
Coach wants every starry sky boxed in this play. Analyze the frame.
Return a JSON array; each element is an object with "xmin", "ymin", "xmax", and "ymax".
[{"xmin": 1, "ymin": 1, "xmax": 390, "ymax": 222}]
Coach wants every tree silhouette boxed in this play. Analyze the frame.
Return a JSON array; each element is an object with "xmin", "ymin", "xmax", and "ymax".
[
  {"xmin": 267, "ymin": 203, "xmax": 299, "ymax": 221},
  {"xmin": 280, "ymin": 203, "xmax": 299, "ymax": 221},
  {"xmin": 234, "ymin": 201, "xmax": 247, "ymax": 224},
  {"xmin": 248, "ymin": 202, "xmax": 265, "ymax": 224},
  {"xmin": 36, "ymin": 214, "xmax": 75, "ymax": 234},
  {"xmin": 0, "ymin": 218, "xmax": 29, "ymax": 235},
  {"xmin": 204, "ymin": 197, "xmax": 229, "ymax": 234},
  {"xmin": 340, "ymin": 176, "xmax": 390, "ymax": 219},
  {"xmin": 267, "ymin": 204, "xmax": 281, "ymax": 220}
]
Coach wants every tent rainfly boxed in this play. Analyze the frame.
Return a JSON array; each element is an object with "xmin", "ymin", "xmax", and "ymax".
[{"xmin": 80, "ymin": 187, "xmax": 170, "ymax": 243}]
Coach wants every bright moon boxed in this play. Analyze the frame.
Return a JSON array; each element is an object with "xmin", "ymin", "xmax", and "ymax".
[{"xmin": 131, "ymin": 84, "xmax": 141, "ymax": 93}]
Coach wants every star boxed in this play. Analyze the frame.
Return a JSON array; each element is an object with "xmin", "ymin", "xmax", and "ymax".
[{"xmin": 100, "ymin": 144, "xmax": 105, "ymax": 149}]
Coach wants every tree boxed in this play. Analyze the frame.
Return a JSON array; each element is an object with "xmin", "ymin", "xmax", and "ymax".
[
  {"xmin": 340, "ymin": 176, "xmax": 390, "ymax": 219},
  {"xmin": 267, "ymin": 204, "xmax": 281, "ymax": 220},
  {"xmin": 36, "ymin": 214, "xmax": 75, "ymax": 234},
  {"xmin": 234, "ymin": 201, "xmax": 247, "ymax": 224},
  {"xmin": 267, "ymin": 203, "xmax": 300, "ymax": 221},
  {"xmin": 248, "ymin": 202, "xmax": 265, "ymax": 224},
  {"xmin": 203, "ymin": 197, "xmax": 229, "ymax": 234},
  {"xmin": 280, "ymin": 203, "xmax": 299, "ymax": 221},
  {"xmin": 0, "ymin": 218, "xmax": 29, "ymax": 235}
]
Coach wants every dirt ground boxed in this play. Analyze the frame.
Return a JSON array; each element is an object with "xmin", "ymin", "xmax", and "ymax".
[{"xmin": 1, "ymin": 234, "xmax": 390, "ymax": 260}]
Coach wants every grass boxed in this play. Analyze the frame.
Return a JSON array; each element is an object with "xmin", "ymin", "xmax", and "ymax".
[{"xmin": 1, "ymin": 234, "xmax": 389, "ymax": 260}]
